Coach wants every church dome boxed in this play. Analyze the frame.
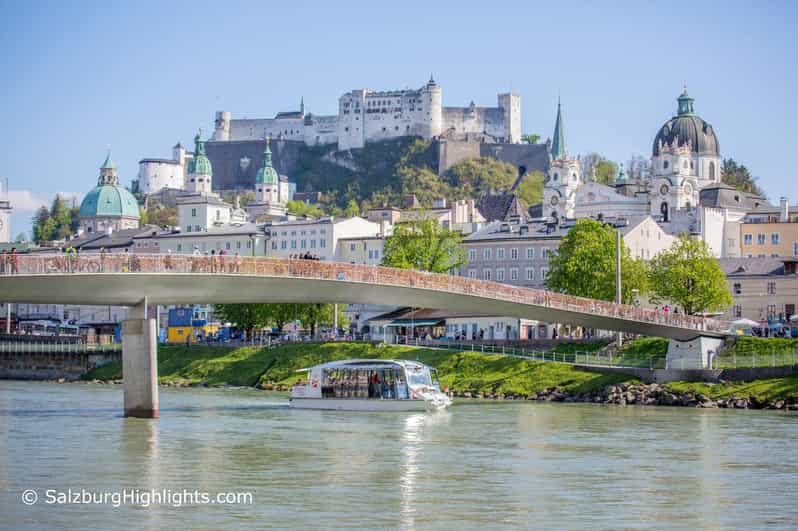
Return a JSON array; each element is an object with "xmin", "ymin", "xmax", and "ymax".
[
  {"xmin": 79, "ymin": 185, "xmax": 140, "ymax": 219},
  {"xmin": 188, "ymin": 133, "xmax": 212, "ymax": 176},
  {"xmin": 652, "ymin": 88, "xmax": 719, "ymax": 157},
  {"xmin": 255, "ymin": 137, "xmax": 279, "ymax": 185},
  {"xmin": 79, "ymin": 150, "xmax": 140, "ymax": 219}
]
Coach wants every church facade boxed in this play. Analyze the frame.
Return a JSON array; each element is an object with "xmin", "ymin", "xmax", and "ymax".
[{"xmin": 540, "ymin": 87, "xmax": 768, "ymax": 258}]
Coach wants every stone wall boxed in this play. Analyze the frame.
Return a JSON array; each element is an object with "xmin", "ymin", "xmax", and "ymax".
[
  {"xmin": 435, "ymin": 139, "xmax": 549, "ymax": 177},
  {"xmin": 575, "ymin": 363, "xmax": 798, "ymax": 384},
  {"xmin": 0, "ymin": 351, "xmax": 121, "ymax": 380}
]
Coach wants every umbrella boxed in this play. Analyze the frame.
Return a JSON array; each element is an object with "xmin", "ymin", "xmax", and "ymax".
[
  {"xmin": 730, "ymin": 318, "xmax": 759, "ymax": 329},
  {"xmin": 789, "ymin": 315, "xmax": 798, "ymax": 322}
]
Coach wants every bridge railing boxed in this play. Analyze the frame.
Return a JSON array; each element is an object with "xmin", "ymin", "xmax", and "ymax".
[{"xmin": 2, "ymin": 253, "xmax": 729, "ymax": 334}]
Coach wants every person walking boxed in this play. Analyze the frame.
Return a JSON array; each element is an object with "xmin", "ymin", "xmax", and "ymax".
[{"xmin": 11, "ymin": 247, "xmax": 19, "ymax": 274}]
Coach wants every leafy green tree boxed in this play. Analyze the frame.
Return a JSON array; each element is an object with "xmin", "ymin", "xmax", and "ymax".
[
  {"xmin": 296, "ymin": 303, "xmax": 349, "ymax": 338},
  {"xmin": 31, "ymin": 195, "xmax": 79, "ymax": 243},
  {"xmin": 344, "ymin": 199, "xmax": 360, "ymax": 217},
  {"xmin": 648, "ymin": 235, "xmax": 733, "ymax": 315},
  {"xmin": 382, "ymin": 219, "xmax": 466, "ymax": 273},
  {"xmin": 721, "ymin": 158, "xmax": 765, "ymax": 196},
  {"xmin": 214, "ymin": 304, "xmax": 272, "ymax": 336},
  {"xmin": 515, "ymin": 170, "xmax": 544, "ymax": 207},
  {"xmin": 521, "ymin": 134, "xmax": 540, "ymax": 144},
  {"xmin": 145, "ymin": 206, "xmax": 178, "ymax": 228},
  {"xmin": 545, "ymin": 219, "xmax": 649, "ymax": 304},
  {"xmin": 287, "ymin": 200, "xmax": 324, "ymax": 218},
  {"xmin": 594, "ymin": 160, "xmax": 619, "ymax": 185}
]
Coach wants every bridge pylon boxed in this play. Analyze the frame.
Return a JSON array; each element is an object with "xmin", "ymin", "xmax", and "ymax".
[{"xmin": 122, "ymin": 300, "xmax": 159, "ymax": 418}]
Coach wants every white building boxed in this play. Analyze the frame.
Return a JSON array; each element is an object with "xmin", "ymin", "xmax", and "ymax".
[
  {"xmin": 212, "ymin": 77, "xmax": 521, "ymax": 151},
  {"xmin": 137, "ymin": 142, "xmax": 192, "ymax": 195},
  {"xmin": 0, "ymin": 180, "xmax": 11, "ymax": 243},
  {"xmin": 141, "ymin": 223, "xmax": 267, "ymax": 256},
  {"xmin": 265, "ymin": 216, "xmax": 386, "ymax": 261}
]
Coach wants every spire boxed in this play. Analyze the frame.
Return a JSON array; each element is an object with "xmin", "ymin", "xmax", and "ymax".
[
  {"xmin": 677, "ymin": 84, "xmax": 695, "ymax": 116},
  {"xmin": 551, "ymin": 98, "xmax": 566, "ymax": 161},
  {"xmin": 98, "ymin": 147, "xmax": 118, "ymax": 186},
  {"xmin": 264, "ymin": 135, "xmax": 273, "ymax": 167},
  {"xmin": 428, "ymin": 73, "xmax": 436, "ymax": 85},
  {"xmin": 300, "ymin": 96, "xmax": 305, "ymax": 114},
  {"xmin": 100, "ymin": 147, "xmax": 115, "ymax": 170}
]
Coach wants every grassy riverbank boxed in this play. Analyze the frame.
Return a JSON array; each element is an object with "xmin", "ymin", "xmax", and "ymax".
[{"xmin": 85, "ymin": 342, "xmax": 631, "ymax": 397}]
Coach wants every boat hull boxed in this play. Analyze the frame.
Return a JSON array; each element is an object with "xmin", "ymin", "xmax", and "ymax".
[{"xmin": 289, "ymin": 397, "xmax": 434, "ymax": 411}]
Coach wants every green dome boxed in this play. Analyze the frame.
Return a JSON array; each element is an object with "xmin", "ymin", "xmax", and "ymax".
[
  {"xmin": 188, "ymin": 132, "xmax": 212, "ymax": 176},
  {"xmin": 255, "ymin": 138, "xmax": 279, "ymax": 185},
  {"xmin": 79, "ymin": 185, "xmax": 140, "ymax": 219}
]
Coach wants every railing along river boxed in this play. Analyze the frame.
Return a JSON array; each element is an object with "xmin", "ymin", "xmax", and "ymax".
[{"xmin": 1, "ymin": 253, "xmax": 729, "ymax": 334}]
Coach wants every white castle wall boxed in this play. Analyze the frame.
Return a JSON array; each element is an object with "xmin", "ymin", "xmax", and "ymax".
[{"xmin": 213, "ymin": 80, "xmax": 518, "ymax": 151}]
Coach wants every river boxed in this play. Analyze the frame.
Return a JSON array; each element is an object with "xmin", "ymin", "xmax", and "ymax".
[{"xmin": 1, "ymin": 381, "xmax": 797, "ymax": 529}]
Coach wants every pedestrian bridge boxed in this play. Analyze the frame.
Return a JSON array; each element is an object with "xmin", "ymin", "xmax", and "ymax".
[
  {"xmin": 0, "ymin": 254, "xmax": 729, "ymax": 417},
  {"xmin": 1, "ymin": 254, "xmax": 727, "ymax": 341}
]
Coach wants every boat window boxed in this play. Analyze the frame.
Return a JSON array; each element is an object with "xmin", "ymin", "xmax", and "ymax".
[
  {"xmin": 407, "ymin": 368, "xmax": 431, "ymax": 387},
  {"xmin": 321, "ymin": 367, "xmax": 409, "ymax": 399}
]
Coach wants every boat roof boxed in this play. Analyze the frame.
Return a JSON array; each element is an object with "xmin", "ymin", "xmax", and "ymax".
[{"xmin": 296, "ymin": 359, "xmax": 434, "ymax": 372}]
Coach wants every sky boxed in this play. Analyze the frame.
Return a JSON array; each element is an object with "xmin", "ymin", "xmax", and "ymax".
[{"xmin": 1, "ymin": 0, "xmax": 796, "ymax": 238}]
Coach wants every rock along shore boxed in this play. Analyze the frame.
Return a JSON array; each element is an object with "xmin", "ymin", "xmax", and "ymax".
[{"xmin": 65, "ymin": 379, "xmax": 798, "ymax": 411}]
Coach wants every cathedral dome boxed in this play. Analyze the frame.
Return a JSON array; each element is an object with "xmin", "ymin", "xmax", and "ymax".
[
  {"xmin": 79, "ymin": 185, "xmax": 140, "ymax": 219},
  {"xmin": 188, "ymin": 133, "xmax": 212, "ymax": 176},
  {"xmin": 652, "ymin": 88, "xmax": 719, "ymax": 157},
  {"xmin": 79, "ymin": 150, "xmax": 140, "ymax": 220}
]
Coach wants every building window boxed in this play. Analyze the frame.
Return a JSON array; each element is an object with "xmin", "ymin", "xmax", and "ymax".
[
  {"xmin": 301, "ymin": 240, "xmax": 307, "ymax": 249},
  {"xmin": 468, "ymin": 249, "xmax": 477, "ymax": 262},
  {"xmin": 191, "ymin": 208, "xmax": 197, "ymax": 217},
  {"xmin": 709, "ymin": 161, "xmax": 716, "ymax": 180},
  {"xmin": 291, "ymin": 240, "xmax": 297, "ymax": 249},
  {"xmin": 525, "ymin": 267, "xmax": 534, "ymax": 281},
  {"xmin": 767, "ymin": 305, "xmax": 777, "ymax": 318},
  {"xmin": 187, "ymin": 226, "xmax": 192, "ymax": 233},
  {"xmin": 744, "ymin": 234, "xmax": 752, "ymax": 245},
  {"xmin": 772, "ymin": 233, "xmax": 780, "ymax": 245},
  {"xmin": 271, "ymin": 241, "xmax": 277, "ymax": 250},
  {"xmin": 483, "ymin": 269, "xmax": 492, "ymax": 281},
  {"xmin": 540, "ymin": 267, "xmax": 549, "ymax": 279},
  {"xmin": 733, "ymin": 305, "xmax": 742, "ymax": 318},
  {"xmin": 320, "ymin": 239, "xmax": 326, "ymax": 249},
  {"xmin": 468, "ymin": 269, "xmax": 477, "ymax": 279},
  {"xmin": 350, "ymin": 243, "xmax": 356, "ymax": 252},
  {"xmin": 510, "ymin": 268, "xmax": 518, "ymax": 281},
  {"xmin": 526, "ymin": 248, "xmax": 535, "ymax": 260},
  {"xmin": 542, "ymin": 248, "xmax": 549, "ymax": 260},
  {"xmin": 767, "ymin": 282, "xmax": 776, "ymax": 295},
  {"xmin": 794, "ymin": 242, "xmax": 798, "ymax": 256},
  {"xmin": 281, "ymin": 240, "xmax": 287, "ymax": 249},
  {"xmin": 496, "ymin": 269, "xmax": 505, "ymax": 281},
  {"xmin": 497, "ymin": 248, "xmax": 505, "ymax": 260},
  {"xmin": 237, "ymin": 241, "xmax": 242, "ymax": 249},
  {"xmin": 510, "ymin": 248, "xmax": 518, "ymax": 260},
  {"xmin": 733, "ymin": 283, "xmax": 742, "ymax": 295},
  {"xmin": 483, "ymin": 248, "xmax": 491, "ymax": 260},
  {"xmin": 757, "ymin": 234, "xmax": 766, "ymax": 245}
]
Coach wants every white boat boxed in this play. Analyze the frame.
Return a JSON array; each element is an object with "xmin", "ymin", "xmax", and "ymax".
[{"xmin": 289, "ymin": 359, "xmax": 452, "ymax": 411}]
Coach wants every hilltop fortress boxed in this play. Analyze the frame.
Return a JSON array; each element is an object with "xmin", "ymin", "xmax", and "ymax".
[{"xmin": 212, "ymin": 77, "xmax": 521, "ymax": 151}]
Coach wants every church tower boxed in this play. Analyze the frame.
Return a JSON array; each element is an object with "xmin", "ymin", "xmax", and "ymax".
[
  {"xmin": 247, "ymin": 136, "xmax": 287, "ymax": 220},
  {"xmin": 0, "ymin": 179, "xmax": 12, "ymax": 243},
  {"xmin": 186, "ymin": 131, "xmax": 213, "ymax": 194},
  {"xmin": 543, "ymin": 100, "xmax": 582, "ymax": 220}
]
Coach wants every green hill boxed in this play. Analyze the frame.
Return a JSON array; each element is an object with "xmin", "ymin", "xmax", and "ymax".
[{"xmin": 292, "ymin": 138, "xmax": 543, "ymax": 213}]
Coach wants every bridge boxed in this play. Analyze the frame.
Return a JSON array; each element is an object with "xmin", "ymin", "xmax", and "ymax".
[{"xmin": 0, "ymin": 254, "xmax": 729, "ymax": 417}]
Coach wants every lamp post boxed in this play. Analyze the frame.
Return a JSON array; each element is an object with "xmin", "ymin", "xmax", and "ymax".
[{"xmin": 616, "ymin": 227, "xmax": 622, "ymax": 348}]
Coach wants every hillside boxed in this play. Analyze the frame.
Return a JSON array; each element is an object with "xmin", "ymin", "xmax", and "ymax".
[{"xmin": 291, "ymin": 138, "xmax": 543, "ymax": 213}]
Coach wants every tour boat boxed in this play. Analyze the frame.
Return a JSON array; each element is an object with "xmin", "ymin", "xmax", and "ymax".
[{"xmin": 289, "ymin": 359, "xmax": 452, "ymax": 411}]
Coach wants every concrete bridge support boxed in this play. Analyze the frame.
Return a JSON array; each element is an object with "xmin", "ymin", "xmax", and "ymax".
[
  {"xmin": 666, "ymin": 336, "xmax": 725, "ymax": 370},
  {"xmin": 122, "ymin": 301, "xmax": 159, "ymax": 418}
]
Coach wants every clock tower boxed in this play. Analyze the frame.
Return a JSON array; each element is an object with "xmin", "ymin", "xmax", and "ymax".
[{"xmin": 542, "ymin": 100, "xmax": 582, "ymax": 220}]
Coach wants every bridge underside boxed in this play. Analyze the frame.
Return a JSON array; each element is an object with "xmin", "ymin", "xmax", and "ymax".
[{"xmin": 0, "ymin": 273, "xmax": 724, "ymax": 341}]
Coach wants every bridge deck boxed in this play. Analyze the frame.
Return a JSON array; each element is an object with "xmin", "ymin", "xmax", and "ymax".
[{"xmin": 0, "ymin": 254, "xmax": 728, "ymax": 341}]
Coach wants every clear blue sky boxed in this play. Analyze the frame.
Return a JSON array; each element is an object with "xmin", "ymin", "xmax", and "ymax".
[{"xmin": 2, "ymin": 0, "xmax": 796, "ymax": 237}]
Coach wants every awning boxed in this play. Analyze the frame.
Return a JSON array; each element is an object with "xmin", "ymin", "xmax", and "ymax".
[{"xmin": 386, "ymin": 319, "xmax": 444, "ymax": 327}]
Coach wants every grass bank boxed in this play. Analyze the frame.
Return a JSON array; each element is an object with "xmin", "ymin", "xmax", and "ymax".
[{"xmin": 85, "ymin": 342, "xmax": 632, "ymax": 397}]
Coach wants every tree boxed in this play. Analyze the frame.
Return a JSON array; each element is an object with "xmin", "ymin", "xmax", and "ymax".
[
  {"xmin": 31, "ymin": 195, "xmax": 79, "ymax": 243},
  {"xmin": 545, "ymin": 219, "xmax": 649, "ymax": 304},
  {"xmin": 344, "ymin": 199, "xmax": 360, "ymax": 217},
  {"xmin": 721, "ymin": 158, "xmax": 765, "ymax": 197},
  {"xmin": 145, "ymin": 206, "xmax": 178, "ymax": 228},
  {"xmin": 287, "ymin": 200, "xmax": 324, "ymax": 218},
  {"xmin": 214, "ymin": 304, "xmax": 272, "ymax": 337},
  {"xmin": 521, "ymin": 134, "xmax": 540, "ymax": 144},
  {"xmin": 515, "ymin": 171, "xmax": 544, "ymax": 207},
  {"xmin": 648, "ymin": 234, "xmax": 733, "ymax": 315},
  {"xmin": 381, "ymin": 218, "xmax": 466, "ymax": 273},
  {"xmin": 581, "ymin": 153, "xmax": 618, "ymax": 185}
]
